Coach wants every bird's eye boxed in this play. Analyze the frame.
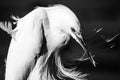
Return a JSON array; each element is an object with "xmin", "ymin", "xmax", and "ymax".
[{"xmin": 71, "ymin": 27, "xmax": 75, "ymax": 32}]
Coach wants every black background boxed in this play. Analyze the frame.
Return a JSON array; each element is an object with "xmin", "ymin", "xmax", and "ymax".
[{"xmin": 0, "ymin": 0, "xmax": 120, "ymax": 80}]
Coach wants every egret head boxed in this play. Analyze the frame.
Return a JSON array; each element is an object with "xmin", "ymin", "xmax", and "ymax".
[
  {"xmin": 68, "ymin": 24, "xmax": 96, "ymax": 66},
  {"xmin": 53, "ymin": 5, "xmax": 96, "ymax": 66}
]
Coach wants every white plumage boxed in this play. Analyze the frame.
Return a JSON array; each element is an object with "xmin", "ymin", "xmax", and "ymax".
[{"xmin": 0, "ymin": 4, "xmax": 95, "ymax": 80}]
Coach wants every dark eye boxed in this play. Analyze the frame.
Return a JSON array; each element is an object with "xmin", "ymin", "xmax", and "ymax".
[{"xmin": 71, "ymin": 27, "xmax": 75, "ymax": 32}]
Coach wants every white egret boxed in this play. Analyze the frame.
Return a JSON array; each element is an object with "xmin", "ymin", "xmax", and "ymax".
[{"xmin": 0, "ymin": 4, "xmax": 95, "ymax": 80}]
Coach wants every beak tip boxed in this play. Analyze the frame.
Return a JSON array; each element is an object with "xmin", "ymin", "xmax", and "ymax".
[
  {"xmin": 90, "ymin": 57, "xmax": 96, "ymax": 67},
  {"xmin": 92, "ymin": 60, "xmax": 96, "ymax": 67}
]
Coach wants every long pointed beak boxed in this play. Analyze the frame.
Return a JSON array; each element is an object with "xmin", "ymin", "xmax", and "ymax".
[{"xmin": 72, "ymin": 32, "xmax": 96, "ymax": 67}]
